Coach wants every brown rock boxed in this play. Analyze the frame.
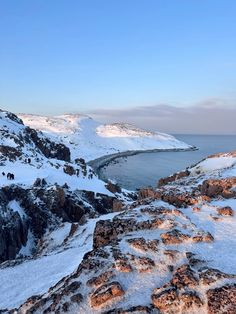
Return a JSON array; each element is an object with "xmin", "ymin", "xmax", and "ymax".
[
  {"xmin": 152, "ymin": 287, "xmax": 179, "ymax": 312},
  {"xmin": 106, "ymin": 182, "xmax": 122, "ymax": 194},
  {"xmin": 90, "ymin": 281, "xmax": 125, "ymax": 308},
  {"xmin": 179, "ymin": 291, "xmax": 203, "ymax": 310},
  {"xmin": 87, "ymin": 271, "xmax": 114, "ymax": 287},
  {"xmin": 171, "ymin": 264, "xmax": 198, "ymax": 289},
  {"xmin": 63, "ymin": 164, "xmax": 76, "ymax": 175},
  {"xmin": 193, "ymin": 207, "xmax": 201, "ymax": 212},
  {"xmin": 199, "ymin": 268, "xmax": 235, "ymax": 285},
  {"xmin": 217, "ymin": 206, "xmax": 234, "ymax": 216},
  {"xmin": 158, "ymin": 170, "xmax": 190, "ymax": 187},
  {"xmin": 138, "ymin": 187, "xmax": 156, "ymax": 199},
  {"xmin": 207, "ymin": 284, "xmax": 236, "ymax": 314},
  {"xmin": 127, "ymin": 237, "xmax": 159, "ymax": 252},
  {"xmin": 113, "ymin": 200, "xmax": 123, "ymax": 212},
  {"xmin": 161, "ymin": 229, "xmax": 190, "ymax": 244},
  {"xmin": 201, "ymin": 177, "xmax": 236, "ymax": 198},
  {"xmin": 192, "ymin": 232, "xmax": 214, "ymax": 243}
]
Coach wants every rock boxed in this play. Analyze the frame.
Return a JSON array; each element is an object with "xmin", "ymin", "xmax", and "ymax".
[
  {"xmin": 63, "ymin": 164, "xmax": 75, "ymax": 175},
  {"xmin": 152, "ymin": 286, "xmax": 202, "ymax": 313},
  {"xmin": 152, "ymin": 287, "xmax": 179, "ymax": 312},
  {"xmin": 138, "ymin": 188, "xmax": 156, "ymax": 199},
  {"xmin": 25, "ymin": 126, "xmax": 71, "ymax": 162},
  {"xmin": 199, "ymin": 268, "xmax": 235, "ymax": 285},
  {"xmin": 0, "ymin": 145, "xmax": 22, "ymax": 161},
  {"xmin": 192, "ymin": 232, "xmax": 214, "ymax": 243},
  {"xmin": 127, "ymin": 237, "xmax": 159, "ymax": 252},
  {"xmin": 217, "ymin": 206, "xmax": 234, "ymax": 216},
  {"xmin": 207, "ymin": 284, "xmax": 236, "ymax": 314},
  {"xmin": 179, "ymin": 291, "xmax": 203, "ymax": 310},
  {"xmin": 90, "ymin": 281, "xmax": 125, "ymax": 308},
  {"xmin": 70, "ymin": 293, "xmax": 83, "ymax": 303},
  {"xmin": 106, "ymin": 182, "xmax": 122, "ymax": 194},
  {"xmin": 161, "ymin": 229, "xmax": 190, "ymax": 244},
  {"xmin": 171, "ymin": 264, "xmax": 198, "ymax": 288},
  {"xmin": 201, "ymin": 178, "xmax": 236, "ymax": 198},
  {"xmin": 193, "ymin": 206, "xmax": 201, "ymax": 212},
  {"xmin": 87, "ymin": 271, "xmax": 114, "ymax": 287},
  {"xmin": 113, "ymin": 200, "xmax": 123, "ymax": 212},
  {"xmin": 158, "ymin": 170, "xmax": 190, "ymax": 187}
]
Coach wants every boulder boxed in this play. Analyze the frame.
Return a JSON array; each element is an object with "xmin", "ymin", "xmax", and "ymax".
[
  {"xmin": 90, "ymin": 281, "xmax": 125, "ymax": 308},
  {"xmin": 207, "ymin": 284, "xmax": 236, "ymax": 314}
]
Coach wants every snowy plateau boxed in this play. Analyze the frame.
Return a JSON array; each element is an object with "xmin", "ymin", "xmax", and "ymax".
[{"xmin": 0, "ymin": 109, "xmax": 235, "ymax": 313}]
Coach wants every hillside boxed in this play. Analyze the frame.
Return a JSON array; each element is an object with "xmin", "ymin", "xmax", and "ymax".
[
  {"xmin": 0, "ymin": 109, "xmax": 131, "ymax": 270},
  {"xmin": 19, "ymin": 114, "xmax": 193, "ymax": 161},
  {"xmin": 0, "ymin": 146, "xmax": 235, "ymax": 312}
]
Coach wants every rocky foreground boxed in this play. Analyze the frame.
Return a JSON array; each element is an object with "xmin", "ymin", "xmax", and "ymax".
[{"xmin": 8, "ymin": 151, "xmax": 236, "ymax": 314}]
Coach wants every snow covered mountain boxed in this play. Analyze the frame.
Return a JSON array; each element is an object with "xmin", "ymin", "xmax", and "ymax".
[
  {"xmin": 0, "ymin": 109, "xmax": 131, "ymax": 265},
  {"xmin": 1, "ymin": 151, "xmax": 234, "ymax": 313},
  {"xmin": 1, "ymin": 109, "xmax": 235, "ymax": 313},
  {"xmin": 19, "ymin": 114, "xmax": 193, "ymax": 161}
]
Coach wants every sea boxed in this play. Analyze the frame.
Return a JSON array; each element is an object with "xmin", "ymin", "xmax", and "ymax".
[{"xmin": 99, "ymin": 135, "xmax": 236, "ymax": 190}]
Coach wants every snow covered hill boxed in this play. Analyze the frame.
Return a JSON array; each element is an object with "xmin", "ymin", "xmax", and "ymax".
[
  {"xmin": 4, "ymin": 151, "xmax": 234, "ymax": 313},
  {"xmin": 0, "ymin": 109, "xmax": 131, "ymax": 267},
  {"xmin": 1, "ymin": 109, "xmax": 235, "ymax": 313},
  {"xmin": 19, "ymin": 113, "xmax": 193, "ymax": 161},
  {"xmin": 0, "ymin": 110, "xmax": 118, "ymax": 194}
]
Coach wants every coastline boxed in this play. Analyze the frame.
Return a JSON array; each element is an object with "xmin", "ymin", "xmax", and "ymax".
[{"xmin": 88, "ymin": 146, "xmax": 197, "ymax": 182}]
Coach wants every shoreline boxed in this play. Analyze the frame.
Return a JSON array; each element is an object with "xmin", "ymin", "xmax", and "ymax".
[{"xmin": 88, "ymin": 146, "xmax": 197, "ymax": 182}]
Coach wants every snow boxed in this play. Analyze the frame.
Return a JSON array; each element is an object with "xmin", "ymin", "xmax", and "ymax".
[
  {"xmin": 0, "ymin": 159, "xmax": 113, "ymax": 196},
  {"xmin": 190, "ymin": 156, "xmax": 236, "ymax": 175},
  {"xmin": 19, "ymin": 114, "xmax": 192, "ymax": 161},
  {"xmin": 180, "ymin": 198, "xmax": 236, "ymax": 274},
  {"xmin": 0, "ymin": 212, "xmax": 119, "ymax": 309},
  {"xmin": 8, "ymin": 200, "xmax": 26, "ymax": 219},
  {"xmin": 18, "ymin": 231, "xmax": 35, "ymax": 257}
]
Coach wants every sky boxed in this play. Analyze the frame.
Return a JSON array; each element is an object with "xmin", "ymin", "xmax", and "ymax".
[{"xmin": 0, "ymin": 0, "xmax": 235, "ymax": 134}]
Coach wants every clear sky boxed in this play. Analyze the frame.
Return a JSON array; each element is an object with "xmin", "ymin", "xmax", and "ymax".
[{"xmin": 0, "ymin": 0, "xmax": 236, "ymax": 128}]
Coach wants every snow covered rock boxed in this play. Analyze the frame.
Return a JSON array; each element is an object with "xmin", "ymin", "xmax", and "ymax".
[{"xmin": 13, "ymin": 151, "xmax": 236, "ymax": 313}]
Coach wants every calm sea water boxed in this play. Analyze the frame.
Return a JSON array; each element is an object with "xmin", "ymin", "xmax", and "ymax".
[{"xmin": 99, "ymin": 135, "xmax": 236, "ymax": 190}]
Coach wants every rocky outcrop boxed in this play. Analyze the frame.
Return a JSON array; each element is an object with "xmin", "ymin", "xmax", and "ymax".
[
  {"xmin": 207, "ymin": 284, "xmax": 236, "ymax": 314},
  {"xmin": 90, "ymin": 281, "xmax": 125, "ymax": 308},
  {"xmin": 217, "ymin": 206, "xmax": 234, "ymax": 216},
  {"xmin": 201, "ymin": 178, "xmax": 236, "ymax": 198},
  {"xmin": 0, "ymin": 211, "xmax": 28, "ymax": 262},
  {"xmin": 24, "ymin": 127, "xmax": 71, "ymax": 162},
  {"xmin": 158, "ymin": 169, "xmax": 190, "ymax": 187}
]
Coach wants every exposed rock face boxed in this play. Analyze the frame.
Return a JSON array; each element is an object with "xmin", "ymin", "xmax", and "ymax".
[
  {"xmin": 90, "ymin": 281, "xmax": 125, "ymax": 308},
  {"xmin": 201, "ymin": 178, "xmax": 236, "ymax": 198},
  {"xmin": 217, "ymin": 206, "xmax": 234, "ymax": 216},
  {"xmin": 158, "ymin": 169, "xmax": 190, "ymax": 187},
  {"xmin": 24, "ymin": 126, "xmax": 71, "ymax": 162},
  {"xmin": 81, "ymin": 190, "xmax": 117, "ymax": 214},
  {"xmin": 138, "ymin": 187, "xmax": 156, "ymax": 199},
  {"xmin": 0, "ymin": 182, "xmax": 122, "ymax": 262},
  {"xmin": 0, "ymin": 145, "xmax": 22, "ymax": 161},
  {"xmin": 0, "ymin": 211, "xmax": 28, "ymax": 262},
  {"xmin": 207, "ymin": 284, "xmax": 236, "ymax": 314},
  {"xmin": 106, "ymin": 182, "xmax": 122, "ymax": 194}
]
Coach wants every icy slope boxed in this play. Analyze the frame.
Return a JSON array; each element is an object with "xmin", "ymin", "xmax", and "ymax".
[
  {"xmin": 19, "ymin": 114, "xmax": 193, "ymax": 161},
  {"xmin": 0, "ymin": 110, "xmax": 112, "ymax": 195},
  {"xmin": 0, "ymin": 212, "xmax": 118, "ymax": 310},
  {"xmin": 12, "ymin": 151, "xmax": 236, "ymax": 313}
]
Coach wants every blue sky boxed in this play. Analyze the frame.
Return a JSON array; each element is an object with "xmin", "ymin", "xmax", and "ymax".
[{"xmin": 0, "ymin": 0, "xmax": 236, "ymax": 117}]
